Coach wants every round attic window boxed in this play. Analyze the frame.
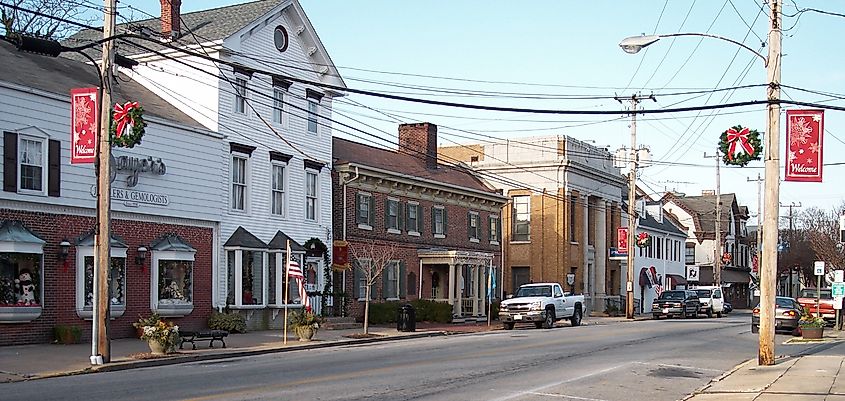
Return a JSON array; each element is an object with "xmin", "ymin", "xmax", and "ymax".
[{"xmin": 273, "ymin": 25, "xmax": 289, "ymax": 53}]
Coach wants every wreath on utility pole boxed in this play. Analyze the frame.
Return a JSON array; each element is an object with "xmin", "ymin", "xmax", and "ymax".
[
  {"xmin": 636, "ymin": 232, "xmax": 652, "ymax": 248},
  {"xmin": 719, "ymin": 125, "xmax": 762, "ymax": 167},
  {"xmin": 110, "ymin": 101, "xmax": 146, "ymax": 148}
]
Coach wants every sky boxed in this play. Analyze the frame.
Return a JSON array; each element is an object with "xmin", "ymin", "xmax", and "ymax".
[{"xmin": 125, "ymin": 0, "xmax": 845, "ymax": 223}]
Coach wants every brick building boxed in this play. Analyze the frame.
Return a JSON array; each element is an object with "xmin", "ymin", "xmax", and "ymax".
[{"xmin": 332, "ymin": 123, "xmax": 506, "ymax": 321}]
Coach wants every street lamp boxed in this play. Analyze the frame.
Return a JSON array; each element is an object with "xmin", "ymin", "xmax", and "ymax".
[{"xmin": 618, "ymin": 0, "xmax": 781, "ymax": 367}]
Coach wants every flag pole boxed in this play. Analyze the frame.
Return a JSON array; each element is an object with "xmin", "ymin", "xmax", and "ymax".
[
  {"xmin": 284, "ymin": 239, "xmax": 290, "ymax": 345},
  {"xmin": 487, "ymin": 261, "xmax": 492, "ymax": 327}
]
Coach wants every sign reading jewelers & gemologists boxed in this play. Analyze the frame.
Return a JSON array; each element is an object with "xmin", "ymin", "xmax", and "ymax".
[{"xmin": 111, "ymin": 188, "xmax": 169, "ymax": 206}]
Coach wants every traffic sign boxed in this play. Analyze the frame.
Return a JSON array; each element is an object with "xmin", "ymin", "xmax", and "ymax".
[
  {"xmin": 832, "ymin": 282, "xmax": 845, "ymax": 297},
  {"xmin": 815, "ymin": 261, "xmax": 825, "ymax": 276}
]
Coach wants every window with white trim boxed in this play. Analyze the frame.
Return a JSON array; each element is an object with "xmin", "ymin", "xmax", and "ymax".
[
  {"xmin": 307, "ymin": 96, "xmax": 319, "ymax": 134},
  {"xmin": 468, "ymin": 211, "xmax": 480, "ymax": 242},
  {"xmin": 150, "ymin": 235, "xmax": 196, "ymax": 316},
  {"xmin": 433, "ymin": 206, "xmax": 446, "ymax": 237},
  {"xmin": 489, "ymin": 215, "xmax": 500, "ymax": 243},
  {"xmin": 18, "ymin": 136, "xmax": 44, "ymax": 193},
  {"xmin": 234, "ymin": 77, "xmax": 247, "ymax": 114},
  {"xmin": 357, "ymin": 193, "xmax": 373, "ymax": 228},
  {"xmin": 305, "ymin": 170, "xmax": 318, "ymax": 221},
  {"xmin": 407, "ymin": 202, "xmax": 420, "ymax": 234},
  {"xmin": 271, "ymin": 162, "xmax": 286, "ymax": 216},
  {"xmin": 512, "ymin": 195, "xmax": 530, "ymax": 241},
  {"xmin": 75, "ymin": 244, "xmax": 127, "ymax": 319},
  {"xmin": 354, "ymin": 258, "xmax": 373, "ymax": 300},
  {"xmin": 386, "ymin": 198, "xmax": 400, "ymax": 232},
  {"xmin": 226, "ymin": 249, "xmax": 267, "ymax": 307},
  {"xmin": 268, "ymin": 252, "xmax": 302, "ymax": 305},
  {"xmin": 383, "ymin": 260, "xmax": 400, "ymax": 299},
  {"xmin": 231, "ymin": 155, "xmax": 247, "ymax": 211},
  {"xmin": 272, "ymin": 86, "xmax": 286, "ymax": 125}
]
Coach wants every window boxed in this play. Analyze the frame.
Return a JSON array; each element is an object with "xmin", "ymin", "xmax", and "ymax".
[
  {"xmin": 468, "ymin": 211, "xmax": 480, "ymax": 242},
  {"xmin": 386, "ymin": 198, "xmax": 400, "ymax": 232},
  {"xmin": 226, "ymin": 249, "xmax": 267, "ymax": 307},
  {"xmin": 234, "ymin": 77, "xmax": 247, "ymax": 114},
  {"xmin": 356, "ymin": 193, "xmax": 374, "ymax": 228},
  {"xmin": 489, "ymin": 216, "xmax": 500, "ymax": 243},
  {"xmin": 353, "ymin": 258, "xmax": 376, "ymax": 300},
  {"xmin": 569, "ymin": 195, "xmax": 577, "ymax": 241},
  {"xmin": 158, "ymin": 260, "xmax": 192, "ymax": 305},
  {"xmin": 1, "ymin": 253, "xmax": 42, "ymax": 307},
  {"xmin": 272, "ymin": 86, "xmax": 285, "ymax": 125},
  {"xmin": 81, "ymin": 256, "xmax": 126, "ymax": 309},
  {"xmin": 407, "ymin": 203, "xmax": 420, "ymax": 234},
  {"xmin": 685, "ymin": 243, "xmax": 696, "ymax": 265},
  {"xmin": 305, "ymin": 170, "xmax": 318, "ymax": 221},
  {"xmin": 383, "ymin": 261, "xmax": 400, "ymax": 299},
  {"xmin": 231, "ymin": 155, "xmax": 247, "ymax": 211},
  {"xmin": 512, "ymin": 195, "xmax": 530, "ymax": 242},
  {"xmin": 433, "ymin": 206, "xmax": 446, "ymax": 237},
  {"xmin": 271, "ymin": 163, "xmax": 285, "ymax": 216},
  {"xmin": 268, "ymin": 252, "xmax": 303, "ymax": 305},
  {"xmin": 307, "ymin": 94, "xmax": 320, "ymax": 135},
  {"xmin": 18, "ymin": 137, "xmax": 44, "ymax": 192}
]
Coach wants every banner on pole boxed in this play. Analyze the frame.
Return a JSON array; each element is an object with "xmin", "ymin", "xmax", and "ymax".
[
  {"xmin": 785, "ymin": 109, "xmax": 824, "ymax": 182},
  {"xmin": 617, "ymin": 227, "xmax": 628, "ymax": 256},
  {"xmin": 70, "ymin": 87, "xmax": 98, "ymax": 164}
]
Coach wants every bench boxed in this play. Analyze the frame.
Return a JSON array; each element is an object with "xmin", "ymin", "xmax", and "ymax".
[{"xmin": 179, "ymin": 330, "xmax": 228, "ymax": 350}]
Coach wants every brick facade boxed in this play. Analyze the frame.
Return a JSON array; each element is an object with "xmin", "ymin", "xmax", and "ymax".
[{"xmin": 0, "ymin": 209, "xmax": 213, "ymax": 346}]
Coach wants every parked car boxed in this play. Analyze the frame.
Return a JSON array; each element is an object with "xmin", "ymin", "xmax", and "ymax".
[
  {"xmin": 693, "ymin": 286, "xmax": 725, "ymax": 318},
  {"xmin": 797, "ymin": 288, "xmax": 835, "ymax": 323},
  {"xmin": 751, "ymin": 296, "xmax": 802, "ymax": 335},
  {"xmin": 652, "ymin": 290, "xmax": 701, "ymax": 319},
  {"xmin": 723, "ymin": 302, "xmax": 733, "ymax": 314},
  {"xmin": 499, "ymin": 283, "xmax": 586, "ymax": 330}
]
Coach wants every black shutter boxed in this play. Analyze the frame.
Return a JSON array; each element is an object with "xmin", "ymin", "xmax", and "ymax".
[
  {"xmin": 431, "ymin": 207, "xmax": 436, "ymax": 234},
  {"xmin": 443, "ymin": 209, "xmax": 448, "ymax": 235},
  {"xmin": 384, "ymin": 199, "xmax": 390, "ymax": 229},
  {"xmin": 354, "ymin": 194, "xmax": 361, "ymax": 224},
  {"xmin": 467, "ymin": 212, "xmax": 472, "ymax": 239},
  {"xmin": 417, "ymin": 205, "xmax": 423, "ymax": 233},
  {"xmin": 399, "ymin": 261, "xmax": 406, "ymax": 298},
  {"xmin": 382, "ymin": 264, "xmax": 389, "ymax": 299},
  {"xmin": 4, "ymin": 132, "xmax": 17, "ymax": 192},
  {"xmin": 353, "ymin": 263, "xmax": 360, "ymax": 298},
  {"xmin": 368, "ymin": 196, "xmax": 375, "ymax": 226},
  {"xmin": 48, "ymin": 140, "xmax": 60, "ymax": 197},
  {"xmin": 398, "ymin": 202, "xmax": 405, "ymax": 231}
]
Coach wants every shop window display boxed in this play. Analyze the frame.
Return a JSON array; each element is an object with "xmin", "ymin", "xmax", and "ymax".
[
  {"xmin": 83, "ymin": 256, "xmax": 126, "ymax": 308},
  {"xmin": 0, "ymin": 253, "xmax": 41, "ymax": 307},
  {"xmin": 158, "ymin": 260, "xmax": 192, "ymax": 305}
]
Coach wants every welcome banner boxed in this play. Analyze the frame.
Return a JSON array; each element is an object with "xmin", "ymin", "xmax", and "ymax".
[{"xmin": 785, "ymin": 109, "xmax": 824, "ymax": 182}]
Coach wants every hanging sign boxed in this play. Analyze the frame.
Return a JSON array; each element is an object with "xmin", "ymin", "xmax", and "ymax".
[
  {"xmin": 785, "ymin": 109, "xmax": 824, "ymax": 182},
  {"xmin": 687, "ymin": 265, "xmax": 700, "ymax": 282},
  {"xmin": 70, "ymin": 87, "xmax": 98, "ymax": 164},
  {"xmin": 617, "ymin": 227, "xmax": 628, "ymax": 255},
  {"xmin": 332, "ymin": 240, "xmax": 350, "ymax": 271}
]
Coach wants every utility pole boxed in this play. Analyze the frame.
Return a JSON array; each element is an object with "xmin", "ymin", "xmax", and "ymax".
[
  {"xmin": 94, "ymin": 0, "xmax": 117, "ymax": 365},
  {"xmin": 704, "ymin": 149, "xmax": 722, "ymax": 288},
  {"xmin": 759, "ymin": 0, "xmax": 781, "ymax": 367},
  {"xmin": 617, "ymin": 93, "xmax": 655, "ymax": 319}
]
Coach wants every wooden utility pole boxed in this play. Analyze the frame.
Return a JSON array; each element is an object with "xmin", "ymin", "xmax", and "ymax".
[
  {"xmin": 759, "ymin": 0, "xmax": 781, "ymax": 367},
  {"xmin": 94, "ymin": 0, "xmax": 117, "ymax": 364},
  {"xmin": 704, "ymin": 149, "xmax": 722, "ymax": 287}
]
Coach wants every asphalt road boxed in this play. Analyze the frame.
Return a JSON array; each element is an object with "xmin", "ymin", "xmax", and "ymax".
[{"xmin": 1, "ymin": 311, "xmax": 823, "ymax": 401}]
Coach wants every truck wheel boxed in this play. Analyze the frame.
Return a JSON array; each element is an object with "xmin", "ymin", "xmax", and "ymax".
[
  {"xmin": 542, "ymin": 309, "xmax": 555, "ymax": 329},
  {"xmin": 706, "ymin": 308, "xmax": 713, "ymax": 318},
  {"xmin": 751, "ymin": 324, "xmax": 759, "ymax": 334},
  {"xmin": 716, "ymin": 311, "xmax": 722, "ymax": 318},
  {"xmin": 503, "ymin": 322, "xmax": 515, "ymax": 330},
  {"xmin": 653, "ymin": 314, "xmax": 661, "ymax": 320},
  {"xmin": 571, "ymin": 307, "xmax": 582, "ymax": 327}
]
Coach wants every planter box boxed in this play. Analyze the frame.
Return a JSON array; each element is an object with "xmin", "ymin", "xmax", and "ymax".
[{"xmin": 801, "ymin": 326, "xmax": 824, "ymax": 339}]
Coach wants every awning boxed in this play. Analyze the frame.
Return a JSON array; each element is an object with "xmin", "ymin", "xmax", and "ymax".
[
  {"xmin": 0, "ymin": 220, "xmax": 45, "ymax": 254},
  {"xmin": 666, "ymin": 274, "xmax": 687, "ymax": 286},
  {"xmin": 267, "ymin": 230, "xmax": 304, "ymax": 251},
  {"xmin": 223, "ymin": 226, "xmax": 267, "ymax": 249},
  {"xmin": 150, "ymin": 234, "xmax": 195, "ymax": 252},
  {"xmin": 697, "ymin": 266, "xmax": 750, "ymax": 284}
]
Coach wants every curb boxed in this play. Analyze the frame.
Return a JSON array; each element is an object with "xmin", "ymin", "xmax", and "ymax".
[
  {"xmin": 679, "ymin": 358, "xmax": 754, "ymax": 401},
  {"xmin": 20, "ymin": 330, "xmax": 449, "ymax": 380}
]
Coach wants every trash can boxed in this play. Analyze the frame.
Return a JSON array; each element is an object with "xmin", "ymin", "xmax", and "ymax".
[{"xmin": 397, "ymin": 303, "xmax": 416, "ymax": 332}]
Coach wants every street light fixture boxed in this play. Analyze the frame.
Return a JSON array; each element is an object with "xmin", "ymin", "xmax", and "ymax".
[{"xmin": 618, "ymin": 0, "xmax": 781, "ymax": 367}]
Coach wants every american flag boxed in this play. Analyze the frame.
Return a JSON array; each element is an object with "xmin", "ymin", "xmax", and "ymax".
[
  {"xmin": 287, "ymin": 257, "xmax": 303, "ymax": 279},
  {"xmin": 286, "ymin": 255, "xmax": 311, "ymax": 312}
]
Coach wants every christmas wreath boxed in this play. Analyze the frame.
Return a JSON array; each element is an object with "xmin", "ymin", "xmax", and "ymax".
[
  {"xmin": 110, "ymin": 101, "xmax": 146, "ymax": 148},
  {"xmin": 721, "ymin": 252, "xmax": 732, "ymax": 265},
  {"xmin": 719, "ymin": 125, "xmax": 762, "ymax": 167},
  {"xmin": 636, "ymin": 232, "xmax": 651, "ymax": 248}
]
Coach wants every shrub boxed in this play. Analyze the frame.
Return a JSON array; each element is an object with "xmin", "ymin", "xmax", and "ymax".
[
  {"xmin": 53, "ymin": 325, "xmax": 81, "ymax": 344},
  {"xmin": 208, "ymin": 311, "xmax": 247, "ymax": 333},
  {"xmin": 410, "ymin": 299, "xmax": 452, "ymax": 323},
  {"xmin": 288, "ymin": 310, "xmax": 322, "ymax": 329},
  {"xmin": 132, "ymin": 313, "xmax": 161, "ymax": 329}
]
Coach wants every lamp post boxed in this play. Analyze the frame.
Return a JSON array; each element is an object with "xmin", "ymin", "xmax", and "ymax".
[{"xmin": 619, "ymin": 0, "xmax": 780, "ymax": 366}]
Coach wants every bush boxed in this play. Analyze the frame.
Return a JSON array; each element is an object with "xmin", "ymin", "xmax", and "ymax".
[
  {"xmin": 490, "ymin": 301, "xmax": 500, "ymax": 320},
  {"xmin": 208, "ymin": 311, "xmax": 246, "ymax": 333},
  {"xmin": 363, "ymin": 300, "xmax": 454, "ymax": 324},
  {"xmin": 53, "ymin": 325, "xmax": 82, "ymax": 344}
]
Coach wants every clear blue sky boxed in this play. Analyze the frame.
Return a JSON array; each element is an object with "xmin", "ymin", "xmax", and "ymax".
[{"xmin": 129, "ymin": 0, "xmax": 845, "ymax": 220}]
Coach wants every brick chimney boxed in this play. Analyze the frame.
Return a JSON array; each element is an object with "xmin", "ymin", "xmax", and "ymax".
[
  {"xmin": 160, "ymin": 0, "xmax": 181, "ymax": 39},
  {"xmin": 398, "ymin": 123, "xmax": 438, "ymax": 169}
]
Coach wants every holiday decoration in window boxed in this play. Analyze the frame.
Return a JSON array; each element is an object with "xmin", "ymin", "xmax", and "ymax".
[
  {"xmin": 636, "ymin": 232, "xmax": 651, "ymax": 248},
  {"xmin": 719, "ymin": 125, "xmax": 762, "ymax": 167},
  {"xmin": 110, "ymin": 101, "xmax": 146, "ymax": 148}
]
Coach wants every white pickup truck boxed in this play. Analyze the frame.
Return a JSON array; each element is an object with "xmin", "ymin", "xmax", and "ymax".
[{"xmin": 498, "ymin": 283, "xmax": 586, "ymax": 330}]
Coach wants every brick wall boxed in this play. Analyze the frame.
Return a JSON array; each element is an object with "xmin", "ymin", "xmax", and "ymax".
[{"xmin": 0, "ymin": 209, "xmax": 213, "ymax": 345}]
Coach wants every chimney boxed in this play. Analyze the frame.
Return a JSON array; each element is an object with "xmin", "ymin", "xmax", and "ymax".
[
  {"xmin": 160, "ymin": 0, "xmax": 181, "ymax": 39},
  {"xmin": 398, "ymin": 123, "xmax": 438, "ymax": 169}
]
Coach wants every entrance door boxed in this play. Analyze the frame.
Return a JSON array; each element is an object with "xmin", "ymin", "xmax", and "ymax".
[{"xmin": 511, "ymin": 267, "xmax": 530, "ymax": 294}]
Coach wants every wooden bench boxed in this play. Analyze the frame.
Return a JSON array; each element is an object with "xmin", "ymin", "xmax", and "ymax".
[{"xmin": 179, "ymin": 330, "xmax": 228, "ymax": 350}]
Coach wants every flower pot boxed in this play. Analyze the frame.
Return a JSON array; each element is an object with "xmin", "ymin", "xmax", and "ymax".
[
  {"xmin": 295, "ymin": 325, "xmax": 316, "ymax": 341},
  {"xmin": 800, "ymin": 326, "xmax": 823, "ymax": 339},
  {"xmin": 147, "ymin": 340, "xmax": 167, "ymax": 355}
]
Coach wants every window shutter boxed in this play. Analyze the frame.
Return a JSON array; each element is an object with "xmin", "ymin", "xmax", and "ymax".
[
  {"xmin": 384, "ymin": 199, "xmax": 390, "ymax": 228},
  {"xmin": 353, "ymin": 263, "xmax": 360, "ymax": 298},
  {"xmin": 497, "ymin": 218, "xmax": 502, "ymax": 242},
  {"xmin": 431, "ymin": 207, "xmax": 436, "ymax": 234},
  {"xmin": 399, "ymin": 261, "xmax": 406, "ymax": 298},
  {"xmin": 382, "ymin": 265, "xmax": 389, "ymax": 299},
  {"xmin": 355, "ymin": 194, "xmax": 361, "ymax": 223},
  {"xmin": 443, "ymin": 209, "xmax": 448, "ymax": 234},
  {"xmin": 3, "ymin": 132, "xmax": 17, "ymax": 192},
  {"xmin": 48, "ymin": 139, "xmax": 60, "ymax": 197},
  {"xmin": 486, "ymin": 216, "xmax": 492, "ymax": 242},
  {"xmin": 368, "ymin": 195, "xmax": 375, "ymax": 226},
  {"xmin": 398, "ymin": 202, "xmax": 405, "ymax": 231},
  {"xmin": 467, "ymin": 212, "xmax": 472, "ymax": 239},
  {"xmin": 417, "ymin": 205, "xmax": 423, "ymax": 232}
]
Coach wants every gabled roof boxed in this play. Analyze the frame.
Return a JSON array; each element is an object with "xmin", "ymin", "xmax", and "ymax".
[
  {"xmin": 333, "ymin": 137, "xmax": 502, "ymax": 197},
  {"xmin": 150, "ymin": 234, "xmax": 196, "ymax": 252},
  {"xmin": 662, "ymin": 192, "xmax": 740, "ymax": 240},
  {"xmin": 0, "ymin": 221, "xmax": 44, "ymax": 245},
  {"xmin": 224, "ymin": 226, "xmax": 267, "ymax": 249},
  {"xmin": 0, "ymin": 41, "xmax": 201, "ymax": 128},
  {"xmin": 76, "ymin": 231, "xmax": 127, "ymax": 248},
  {"xmin": 267, "ymin": 231, "xmax": 304, "ymax": 251},
  {"xmin": 639, "ymin": 205, "xmax": 686, "ymax": 237}
]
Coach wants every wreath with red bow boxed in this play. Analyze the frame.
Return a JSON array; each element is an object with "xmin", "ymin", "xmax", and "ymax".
[
  {"xmin": 636, "ymin": 232, "xmax": 651, "ymax": 248},
  {"xmin": 719, "ymin": 125, "xmax": 762, "ymax": 167},
  {"xmin": 110, "ymin": 101, "xmax": 146, "ymax": 148}
]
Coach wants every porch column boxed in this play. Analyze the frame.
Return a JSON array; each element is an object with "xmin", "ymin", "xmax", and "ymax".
[
  {"xmin": 595, "ymin": 198, "xmax": 607, "ymax": 300},
  {"xmin": 472, "ymin": 264, "xmax": 479, "ymax": 316},
  {"xmin": 448, "ymin": 263, "xmax": 457, "ymax": 315},
  {"xmin": 418, "ymin": 260, "xmax": 423, "ymax": 299},
  {"xmin": 457, "ymin": 264, "xmax": 464, "ymax": 316}
]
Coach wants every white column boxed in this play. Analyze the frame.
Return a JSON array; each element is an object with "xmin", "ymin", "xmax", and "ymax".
[
  {"xmin": 448, "ymin": 263, "xmax": 457, "ymax": 315},
  {"xmin": 595, "ymin": 199, "xmax": 607, "ymax": 299},
  {"xmin": 473, "ymin": 265, "xmax": 480, "ymax": 316}
]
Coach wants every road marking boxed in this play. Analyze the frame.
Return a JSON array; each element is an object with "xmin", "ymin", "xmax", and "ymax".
[
  {"xmin": 527, "ymin": 392, "xmax": 609, "ymax": 400},
  {"xmin": 489, "ymin": 363, "xmax": 632, "ymax": 401}
]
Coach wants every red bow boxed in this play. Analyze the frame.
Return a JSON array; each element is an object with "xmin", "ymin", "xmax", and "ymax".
[
  {"xmin": 113, "ymin": 101, "xmax": 139, "ymax": 139},
  {"xmin": 726, "ymin": 127, "xmax": 754, "ymax": 160}
]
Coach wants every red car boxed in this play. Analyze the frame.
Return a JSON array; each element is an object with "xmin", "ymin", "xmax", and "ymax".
[{"xmin": 797, "ymin": 288, "xmax": 835, "ymax": 322}]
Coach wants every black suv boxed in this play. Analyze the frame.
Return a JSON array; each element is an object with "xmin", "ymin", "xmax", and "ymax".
[{"xmin": 652, "ymin": 290, "xmax": 701, "ymax": 319}]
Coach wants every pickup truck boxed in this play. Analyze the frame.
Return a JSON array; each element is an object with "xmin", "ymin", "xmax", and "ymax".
[
  {"xmin": 498, "ymin": 283, "xmax": 586, "ymax": 330},
  {"xmin": 797, "ymin": 288, "xmax": 835, "ymax": 322}
]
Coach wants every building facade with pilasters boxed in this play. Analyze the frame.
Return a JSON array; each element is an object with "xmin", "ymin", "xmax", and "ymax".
[
  {"xmin": 439, "ymin": 136, "xmax": 625, "ymax": 313},
  {"xmin": 333, "ymin": 123, "xmax": 506, "ymax": 321}
]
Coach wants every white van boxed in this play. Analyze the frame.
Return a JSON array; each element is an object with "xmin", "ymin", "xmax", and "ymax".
[{"xmin": 693, "ymin": 286, "xmax": 725, "ymax": 318}]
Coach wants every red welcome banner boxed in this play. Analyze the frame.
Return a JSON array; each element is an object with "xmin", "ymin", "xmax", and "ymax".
[
  {"xmin": 70, "ymin": 88, "xmax": 98, "ymax": 164},
  {"xmin": 617, "ymin": 227, "xmax": 629, "ymax": 255},
  {"xmin": 785, "ymin": 109, "xmax": 824, "ymax": 182}
]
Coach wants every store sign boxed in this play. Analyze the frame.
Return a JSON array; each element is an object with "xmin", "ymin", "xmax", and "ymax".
[
  {"xmin": 111, "ymin": 154, "xmax": 167, "ymax": 188},
  {"xmin": 70, "ymin": 87, "xmax": 98, "ymax": 164},
  {"xmin": 687, "ymin": 265, "xmax": 699, "ymax": 282},
  {"xmin": 617, "ymin": 227, "xmax": 629, "ymax": 255},
  {"xmin": 111, "ymin": 188, "xmax": 169, "ymax": 206},
  {"xmin": 785, "ymin": 109, "xmax": 824, "ymax": 182}
]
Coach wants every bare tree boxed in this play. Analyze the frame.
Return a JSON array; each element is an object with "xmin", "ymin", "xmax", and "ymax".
[
  {"xmin": 349, "ymin": 240, "xmax": 396, "ymax": 335},
  {"xmin": 798, "ymin": 203, "xmax": 845, "ymax": 285},
  {"xmin": 1, "ymin": 0, "xmax": 94, "ymax": 39}
]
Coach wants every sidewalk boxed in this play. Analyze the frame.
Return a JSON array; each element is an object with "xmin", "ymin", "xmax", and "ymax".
[{"xmin": 686, "ymin": 330, "xmax": 845, "ymax": 400}]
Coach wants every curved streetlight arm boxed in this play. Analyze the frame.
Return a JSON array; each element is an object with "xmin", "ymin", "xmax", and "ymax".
[
  {"xmin": 659, "ymin": 33, "xmax": 767, "ymax": 64},
  {"xmin": 619, "ymin": 32, "xmax": 767, "ymax": 65}
]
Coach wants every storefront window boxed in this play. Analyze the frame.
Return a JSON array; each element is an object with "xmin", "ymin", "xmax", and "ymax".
[
  {"xmin": 227, "ymin": 250, "xmax": 235, "ymax": 305},
  {"xmin": 74, "ymin": 233, "xmax": 128, "ymax": 319},
  {"xmin": 226, "ymin": 248, "xmax": 267, "ymax": 307},
  {"xmin": 158, "ymin": 260, "xmax": 192, "ymax": 305},
  {"xmin": 0, "ymin": 253, "xmax": 41, "ymax": 307},
  {"xmin": 82, "ymin": 256, "xmax": 126, "ymax": 308}
]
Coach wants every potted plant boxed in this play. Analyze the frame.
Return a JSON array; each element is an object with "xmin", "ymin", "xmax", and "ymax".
[
  {"xmin": 52, "ymin": 325, "xmax": 82, "ymax": 344},
  {"xmin": 132, "ymin": 313, "xmax": 161, "ymax": 338},
  {"xmin": 139, "ymin": 320, "xmax": 180, "ymax": 355},
  {"xmin": 798, "ymin": 309, "xmax": 825, "ymax": 339},
  {"xmin": 288, "ymin": 310, "xmax": 322, "ymax": 342}
]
